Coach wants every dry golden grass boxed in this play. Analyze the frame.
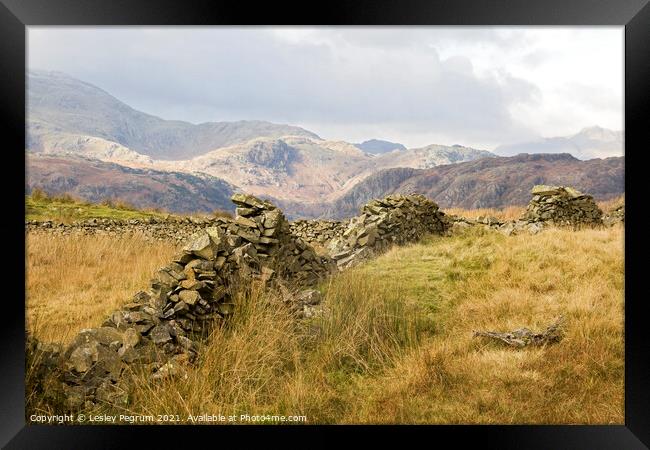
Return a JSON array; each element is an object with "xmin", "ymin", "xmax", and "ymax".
[
  {"xmin": 26, "ymin": 224, "xmax": 624, "ymax": 424},
  {"xmin": 597, "ymin": 195, "xmax": 625, "ymax": 213},
  {"xmin": 26, "ymin": 233, "xmax": 177, "ymax": 343},
  {"xmin": 341, "ymin": 225, "xmax": 624, "ymax": 424},
  {"xmin": 104, "ymin": 271, "xmax": 427, "ymax": 423}
]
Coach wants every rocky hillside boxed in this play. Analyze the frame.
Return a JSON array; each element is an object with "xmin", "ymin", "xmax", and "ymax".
[
  {"xmin": 157, "ymin": 136, "xmax": 376, "ymax": 202},
  {"xmin": 156, "ymin": 138, "xmax": 493, "ymax": 203},
  {"xmin": 318, "ymin": 153, "xmax": 624, "ymax": 218},
  {"xmin": 314, "ymin": 167, "xmax": 419, "ymax": 219},
  {"xmin": 27, "ymin": 70, "xmax": 320, "ymax": 160},
  {"xmin": 26, "ymin": 155, "xmax": 236, "ymax": 214},
  {"xmin": 374, "ymin": 144, "xmax": 494, "ymax": 170}
]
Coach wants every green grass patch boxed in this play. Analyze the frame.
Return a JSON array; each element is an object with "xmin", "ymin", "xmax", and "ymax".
[{"xmin": 25, "ymin": 195, "xmax": 170, "ymax": 223}]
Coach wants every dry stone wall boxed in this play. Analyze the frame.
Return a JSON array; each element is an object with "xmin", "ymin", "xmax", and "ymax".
[
  {"xmin": 445, "ymin": 185, "xmax": 616, "ymax": 236},
  {"xmin": 522, "ymin": 185, "xmax": 603, "ymax": 226},
  {"xmin": 289, "ymin": 219, "xmax": 348, "ymax": 247},
  {"xmin": 25, "ymin": 216, "xmax": 224, "ymax": 245},
  {"xmin": 327, "ymin": 194, "xmax": 449, "ymax": 269},
  {"xmin": 26, "ymin": 193, "xmax": 452, "ymax": 410},
  {"xmin": 28, "ymin": 193, "xmax": 335, "ymax": 409}
]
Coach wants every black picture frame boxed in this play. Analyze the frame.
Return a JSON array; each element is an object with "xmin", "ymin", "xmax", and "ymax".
[{"xmin": 2, "ymin": 0, "xmax": 648, "ymax": 447}]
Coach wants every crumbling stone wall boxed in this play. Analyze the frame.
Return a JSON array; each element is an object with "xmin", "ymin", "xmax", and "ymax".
[
  {"xmin": 289, "ymin": 219, "xmax": 348, "ymax": 247},
  {"xmin": 445, "ymin": 185, "xmax": 614, "ymax": 236},
  {"xmin": 25, "ymin": 216, "xmax": 225, "ymax": 245},
  {"xmin": 328, "ymin": 194, "xmax": 449, "ymax": 269},
  {"xmin": 26, "ymin": 193, "xmax": 453, "ymax": 409},
  {"xmin": 29, "ymin": 194, "xmax": 335, "ymax": 409},
  {"xmin": 522, "ymin": 185, "xmax": 603, "ymax": 226}
]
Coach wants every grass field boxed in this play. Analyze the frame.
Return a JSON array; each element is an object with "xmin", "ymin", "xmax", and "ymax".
[
  {"xmin": 25, "ymin": 222, "xmax": 624, "ymax": 424},
  {"xmin": 26, "ymin": 233, "xmax": 178, "ymax": 344}
]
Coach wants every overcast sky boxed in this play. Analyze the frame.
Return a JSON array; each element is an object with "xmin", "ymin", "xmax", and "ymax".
[{"xmin": 28, "ymin": 26, "xmax": 623, "ymax": 150}]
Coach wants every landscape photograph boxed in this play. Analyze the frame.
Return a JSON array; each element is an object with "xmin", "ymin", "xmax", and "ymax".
[{"xmin": 25, "ymin": 26, "xmax": 624, "ymax": 425}]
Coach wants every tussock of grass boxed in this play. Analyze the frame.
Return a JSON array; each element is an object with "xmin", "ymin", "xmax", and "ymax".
[
  {"xmin": 26, "ymin": 225, "xmax": 624, "ymax": 424},
  {"xmin": 108, "ymin": 273, "xmax": 427, "ymax": 423}
]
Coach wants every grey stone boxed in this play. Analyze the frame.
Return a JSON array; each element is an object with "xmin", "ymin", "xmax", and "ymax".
[
  {"xmin": 149, "ymin": 325, "xmax": 172, "ymax": 345},
  {"xmin": 178, "ymin": 290, "xmax": 201, "ymax": 305},
  {"xmin": 67, "ymin": 342, "xmax": 99, "ymax": 373},
  {"xmin": 235, "ymin": 216, "xmax": 258, "ymax": 229},
  {"xmin": 92, "ymin": 327, "xmax": 124, "ymax": 346},
  {"xmin": 297, "ymin": 289, "xmax": 322, "ymax": 306},
  {"xmin": 122, "ymin": 328, "xmax": 141, "ymax": 349},
  {"xmin": 183, "ymin": 232, "xmax": 215, "ymax": 260},
  {"xmin": 236, "ymin": 207, "xmax": 257, "ymax": 217},
  {"xmin": 231, "ymin": 193, "xmax": 267, "ymax": 209}
]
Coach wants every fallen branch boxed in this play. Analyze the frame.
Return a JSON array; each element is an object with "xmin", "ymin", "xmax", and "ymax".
[{"xmin": 473, "ymin": 316, "xmax": 564, "ymax": 348}]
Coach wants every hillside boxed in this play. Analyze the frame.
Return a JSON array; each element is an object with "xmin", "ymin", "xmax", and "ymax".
[
  {"xmin": 322, "ymin": 153, "xmax": 624, "ymax": 218},
  {"xmin": 158, "ymin": 136, "xmax": 375, "ymax": 202},
  {"xmin": 157, "ymin": 137, "xmax": 493, "ymax": 203},
  {"xmin": 27, "ymin": 70, "xmax": 320, "ymax": 160},
  {"xmin": 373, "ymin": 143, "xmax": 494, "ymax": 170},
  {"xmin": 26, "ymin": 152, "xmax": 625, "ymax": 220},
  {"xmin": 26, "ymin": 154, "xmax": 236, "ymax": 214}
]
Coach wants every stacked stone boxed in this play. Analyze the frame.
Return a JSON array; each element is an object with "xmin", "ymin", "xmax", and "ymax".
[
  {"xmin": 38, "ymin": 193, "xmax": 334, "ymax": 409},
  {"xmin": 522, "ymin": 185, "xmax": 603, "ymax": 226},
  {"xmin": 289, "ymin": 219, "xmax": 347, "ymax": 246},
  {"xmin": 328, "ymin": 194, "xmax": 449, "ymax": 269},
  {"xmin": 444, "ymin": 214, "xmax": 506, "ymax": 234},
  {"xmin": 229, "ymin": 194, "xmax": 335, "ymax": 285},
  {"xmin": 603, "ymin": 204, "xmax": 625, "ymax": 226},
  {"xmin": 25, "ymin": 216, "xmax": 230, "ymax": 245}
]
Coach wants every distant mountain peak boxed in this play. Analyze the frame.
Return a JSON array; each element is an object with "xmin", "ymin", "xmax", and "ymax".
[
  {"xmin": 573, "ymin": 125, "xmax": 621, "ymax": 141},
  {"xmin": 495, "ymin": 126, "xmax": 622, "ymax": 160},
  {"xmin": 354, "ymin": 139, "xmax": 407, "ymax": 154}
]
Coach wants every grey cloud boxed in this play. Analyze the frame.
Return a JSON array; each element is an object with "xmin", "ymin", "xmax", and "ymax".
[
  {"xmin": 27, "ymin": 27, "xmax": 554, "ymax": 147},
  {"xmin": 556, "ymin": 82, "xmax": 621, "ymax": 111}
]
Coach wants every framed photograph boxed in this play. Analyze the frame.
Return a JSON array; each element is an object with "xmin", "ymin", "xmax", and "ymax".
[{"xmin": 2, "ymin": 0, "xmax": 648, "ymax": 447}]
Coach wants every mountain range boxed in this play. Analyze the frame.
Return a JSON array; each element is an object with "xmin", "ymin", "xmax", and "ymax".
[
  {"xmin": 316, "ymin": 153, "xmax": 624, "ymax": 219},
  {"xmin": 26, "ymin": 70, "xmax": 624, "ymax": 218},
  {"xmin": 27, "ymin": 70, "xmax": 320, "ymax": 161}
]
